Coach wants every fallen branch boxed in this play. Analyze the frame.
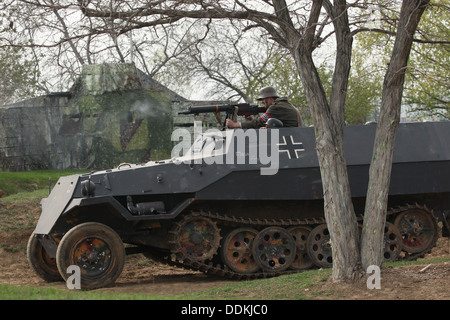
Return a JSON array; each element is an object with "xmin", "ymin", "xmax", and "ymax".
[{"xmin": 419, "ymin": 264, "xmax": 432, "ymax": 273}]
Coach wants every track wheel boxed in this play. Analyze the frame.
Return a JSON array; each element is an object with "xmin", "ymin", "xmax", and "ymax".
[
  {"xmin": 170, "ymin": 214, "xmax": 221, "ymax": 261},
  {"xmin": 394, "ymin": 207, "xmax": 438, "ymax": 254},
  {"xmin": 221, "ymin": 227, "xmax": 259, "ymax": 274},
  {"xmin": 56, "ymin": 222, "xmax": 125, "ymax": 290},
  {"xmin": 252, "ymin": 227, "xmax": 296, "ymax": 272},
  {"xmin": 27, "ymin": 234, "xmax": 62, "ymax": 282},
  {"xmin": 307, "ymin": 224, "xmax": 332, "ymax": 268},
  {"xmin": 287, "ymin": 226, "xmax": 314, "ymax": 270},
  {"xmin": 383, "ymin": 222, "xmax": 403, "ymax": 262}
]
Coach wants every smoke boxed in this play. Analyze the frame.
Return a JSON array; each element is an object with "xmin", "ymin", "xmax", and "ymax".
[{"xmin": 130, "ymin": 99, "xmax": 169, "ymax": 119}]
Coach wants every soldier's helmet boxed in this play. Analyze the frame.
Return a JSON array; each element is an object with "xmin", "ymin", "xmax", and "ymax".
[{"xmin": 257, "ymin": 86, "xmax": 279, "ymax": 100}]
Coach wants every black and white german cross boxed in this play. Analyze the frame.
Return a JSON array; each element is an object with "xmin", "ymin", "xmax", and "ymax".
[{"xmin": 277, "ymin": 135, "xmax": 305, "ymax": 159}]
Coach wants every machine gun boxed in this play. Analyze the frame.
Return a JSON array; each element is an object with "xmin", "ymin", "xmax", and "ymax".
[{"xmin": 178, "ymin": 103, "xmax": 266, "ymax": 129}]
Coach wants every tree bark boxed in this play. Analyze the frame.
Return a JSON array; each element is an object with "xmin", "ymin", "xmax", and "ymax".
[
  {"xmin": 361, "ymin": 0, "xmax": 430, "ymax": 269},
  {"xmin": 292, "ymin": 0, "xmax": 361, "ymax": 281}
]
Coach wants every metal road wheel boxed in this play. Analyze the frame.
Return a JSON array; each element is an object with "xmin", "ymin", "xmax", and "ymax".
[
  {"xmin": 171, "ymin": 214, "xmax": 221, "ymax": 261},
  {"xmin": 394, "ymin": 208, "xmax": 438, "ymax": 254},
  {"xmin": 252, "ymin": 227, "xmax": 296, "ymax": 272},
  {"xmin": 221, "ymin": 227, "xmax": 260, "ymax": 274},
  {"xmin": 27, "ymin": 233, "xmax": 62, "ymax": 282},
  {"xmin": 307, "ymin": 224, "xmax": 333, "ymax": 268},
  {"xmin": 56, "ymin": 222, "xmax": 125, "ymax": 290},
  {"xmin": 383, "ymin": 222, "xmax": 403, "ymax": 262},
  {"xmin": 287, "ymin": 226, "xmax": 314, "ymax": 270}
]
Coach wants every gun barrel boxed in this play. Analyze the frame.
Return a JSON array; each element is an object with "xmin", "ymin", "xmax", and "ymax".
[
  {"xmin": 178, "ymin": 103, "xmax": 262, "ymax": 115},
  {"xmin": 178, "ymin": 104, "xmax": 234, "ymax": 115}
]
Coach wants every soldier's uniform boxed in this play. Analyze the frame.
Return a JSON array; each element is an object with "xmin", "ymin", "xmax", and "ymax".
[{"xmin": 241, "ymin": 97, "xmax": 301, "ymax": 129}]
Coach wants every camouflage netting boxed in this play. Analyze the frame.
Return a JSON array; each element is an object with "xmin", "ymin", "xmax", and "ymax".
[{"xmin": 0, "ymin": 63, "xmax": 184, "ymax": 171}]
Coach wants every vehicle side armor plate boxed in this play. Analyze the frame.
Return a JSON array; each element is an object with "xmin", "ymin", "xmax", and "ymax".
[{"xmin": 33, "ymin": 175, "xmax": 79, "ymax": 235}]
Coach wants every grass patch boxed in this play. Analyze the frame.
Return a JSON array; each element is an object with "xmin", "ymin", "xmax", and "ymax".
[
  {"xmin": 0, "ymin": 189, "xmax": 49, "ymax": 204},
  {"xmin": 0, "ymin": 284, "xmax": 167, "ymax": 300},
  {"xmin": 385, "ymin": 256, "xmax": 450, "ymax": 267},
  {"xmin": 0, "ymin": 169, "xmax": 85, "ymax": 197},
  {"xmin": 0, "ymin": 269, "xmax": 333, "ymax": 300},
  {"xmin": 181, "ymin": 269, "xmax": 332, "ymax": 300},
  {"xmin": 0, "ymin": 193, "xmax": 47, "ymax": 237}
]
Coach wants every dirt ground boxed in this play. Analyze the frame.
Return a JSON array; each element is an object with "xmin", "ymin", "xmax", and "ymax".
[
  {"xmin": 0, "ymin": 198, "xmax": 449, "ymax": 300},
  {"xmin": 0, "ymin": 235, "xmax": 448, "ymax": 299}
]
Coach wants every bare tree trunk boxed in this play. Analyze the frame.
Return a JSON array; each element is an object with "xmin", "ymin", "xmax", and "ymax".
[
  {"xmin": 292, "ymin": 0, "xmax": 361, "ymax": 281},
  {"xmin": 361, "ymin": 0, "xmax": 430, "ymax": 270}
]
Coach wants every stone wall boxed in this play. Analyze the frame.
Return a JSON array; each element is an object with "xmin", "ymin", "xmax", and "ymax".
[{"xmin": 0, "ymin": 63, "xmax": 189, "ymax": 171}]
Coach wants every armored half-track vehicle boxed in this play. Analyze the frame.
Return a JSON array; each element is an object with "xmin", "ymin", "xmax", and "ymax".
[{"xmin": 27, "ymin": 121, "xmax": 450, "ymax": 289}]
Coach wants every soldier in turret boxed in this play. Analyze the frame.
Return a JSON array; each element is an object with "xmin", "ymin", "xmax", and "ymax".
[{"xmin": 225, "ymin": 86, "xmax": 301, "ymax": 129}]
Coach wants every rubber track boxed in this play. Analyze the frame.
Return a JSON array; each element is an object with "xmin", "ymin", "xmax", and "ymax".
[{"xmin": 152, "ymin": 203, "xmax": 439, "ymax": 280}]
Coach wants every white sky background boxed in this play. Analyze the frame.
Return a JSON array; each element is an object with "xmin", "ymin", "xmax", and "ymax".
[{"xmin": 12, "ymin": 1, "xmax": 340, "ymax": 101}]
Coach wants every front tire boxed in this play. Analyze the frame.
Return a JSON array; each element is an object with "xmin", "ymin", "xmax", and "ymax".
[
  {"xmin": 27, "ymin": 233, "xmax": 62, "ymax": 282},
  {"xmin": 56, "ymin": 222, "xmax": 125, "ymax": 290}
]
